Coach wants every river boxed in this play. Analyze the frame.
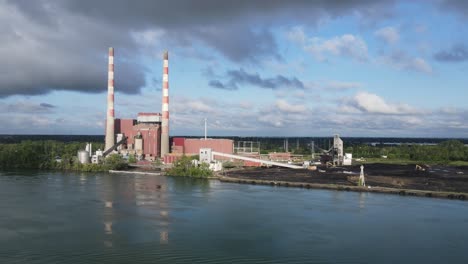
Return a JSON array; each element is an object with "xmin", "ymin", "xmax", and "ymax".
[{"xmin": 0, "ymin": 171, "xmax": 467, "ymax": 263}]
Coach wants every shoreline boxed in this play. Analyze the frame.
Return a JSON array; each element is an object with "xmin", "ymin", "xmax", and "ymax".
[
  {"xmin": 109, "ymin": 169, "xmax": 218, "ymax": 179},
  {"xmin": 217, "ymin": 174, "xmax": 468, "ymax": 201},
  {"xmin": 109, "ymin": 168, "xmax": 468, "ymax": 201}
]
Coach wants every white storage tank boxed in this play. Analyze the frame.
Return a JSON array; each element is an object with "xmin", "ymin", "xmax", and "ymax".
[
  {"xmin": 78, "ymin": 150, "xmax": 90, "ymax": 164},
  {"xmin": 135, "ymin": 138, "xmax": 143, "ymax": 152}
]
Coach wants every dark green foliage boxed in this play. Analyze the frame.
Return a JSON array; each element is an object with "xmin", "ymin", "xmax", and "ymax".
[
  {"xmin": 347, "ymin": 140, "xmax": 468, "ymax": 163},
  {"xmin": 0, "ymin": 140, "xmax": 105, "ymax": 170},
  {"xmin": 128, "ymin": 154, "xmax": 137, "ymax": 164},
  {"xmin": 166, "ymin": 156, "xmax": 213, "ymax": 178},
  {"xmin": 104, "ymin": 154, "xmax": 128, "ymax": 170}
]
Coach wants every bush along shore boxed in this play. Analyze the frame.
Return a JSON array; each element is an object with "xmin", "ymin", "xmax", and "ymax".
[{"xmin": 165, "ymin": 155, "xmax": 213, "ymax": 178}]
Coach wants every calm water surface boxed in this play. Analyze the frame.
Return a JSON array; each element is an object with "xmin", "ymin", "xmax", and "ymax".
[{"xmin": 0, "ymin": 171, "xmax": 467, "ymax": 263}]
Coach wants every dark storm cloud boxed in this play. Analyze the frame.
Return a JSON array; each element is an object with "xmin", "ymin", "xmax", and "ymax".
[
  {"xmin": 1, "ymin": 0, "xmax": 395, "ymax": 97},
  {"xmin": 438, "ymin": 0, "xmax": 468, "ymax": 18},
  {"xmin": 56, "ymin": 0, "xmax": 392, "ymax": 62},
  {"xmin": 209, "ymin": 69, "xmax": 304, "ymax": 90},
  {"xmin": 39, "ymin": 103, "xmax": 55, "ymax": 108},
  {"xmin": 0, "ymin": 0, "xmax": 144, "ymax": 97},
  {"xmin": 208, "ymin": 80, "xmax": 233, "ymax": 90},
  {"xmin": 434, "ymin": 44, "xmax": 468, "ymax": 62},
  {"xmin": 1, "ymin": 101, "xmax": 56, "ymax": 114}
]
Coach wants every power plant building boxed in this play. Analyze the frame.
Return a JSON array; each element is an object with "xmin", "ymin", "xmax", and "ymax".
[
  {"xmin": 103, "ymin": 48, "xmax": 170, "ymax": 160},
  {"xmin": 114, "ymin": 113, "xmax": 162, "ymax": 159},
  {"xmin": 102, "ymin": 48, "xmax": 236, "ymax": 163}
]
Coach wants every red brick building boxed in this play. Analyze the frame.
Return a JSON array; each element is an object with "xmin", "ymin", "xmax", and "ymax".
[{"xmin": 114, "ymin": 113, "xmax": 162, "ymax": 158}]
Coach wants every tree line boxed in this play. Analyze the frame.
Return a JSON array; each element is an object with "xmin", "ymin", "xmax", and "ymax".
[
  {"xmin": 344, "ymin": 140, "xmax": 468, "ymax": 162},
  {"xmin": 1, "ymin": 139, "xmax": 466, "ymax": 170},
  {"xmin": 0, "ymin": 140, "xmax": 125, "ymax": 171}
]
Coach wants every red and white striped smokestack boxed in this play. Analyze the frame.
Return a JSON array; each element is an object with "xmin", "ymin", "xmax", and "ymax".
[
  {"xmin": 105, "ymin": 47, "xmax": 115, "ymax": 152},
  {"xmin": 160, "ymin": 51, "xmax": 170, "ymax": 157}
]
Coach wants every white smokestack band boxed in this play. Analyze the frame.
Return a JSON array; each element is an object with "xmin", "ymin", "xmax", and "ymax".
[
  {"xmin": 105, "ymin": 47, "xmax": 115, "ymax": 152},
  {"xmin": 161, "ymin": 51, "xmax": 170, "ymax": 157}
]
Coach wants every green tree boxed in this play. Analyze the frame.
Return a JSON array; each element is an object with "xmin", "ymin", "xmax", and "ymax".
[
  {"xmin": 104, "ymin": 154, "xmax": 128, "ymax": 170},
  {"xmin": 166, "ymin": 156, "xmax": 213, "ymax": 178}
]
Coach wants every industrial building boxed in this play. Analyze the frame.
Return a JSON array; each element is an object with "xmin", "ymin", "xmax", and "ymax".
[
  {"xmin": 163, "ymin": 137, "xmax": 234, "ymax": 163},
  {"xmin": 82, "ymin": 47, "xmax": 353, "ymax": 168},
  {"xmin": 172, "ymin": 138, "xmax": 234, "ymax": 156},
  {"xmin": 101, "ymin": 48, "xmax": 170, "ymax": 161},
  {"xmin": 97, "ymin": 47, "xmax": 239, "ymax": 164},
  {"xmin": 114, "ymin": 113, "xmax": 162, "ymax": 159}
]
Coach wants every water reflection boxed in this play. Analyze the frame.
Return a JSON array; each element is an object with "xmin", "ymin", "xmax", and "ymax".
[
  {"xmin": 134, "ymin": 175, "xmax": 171, "ymax": 244},
  {"xmin": 160, "ymin": 230, "xmax": 169, "ymax": 244},
  {"xmin": 104, "ymin": 221, "xmax": 113, "ymax": 235},
  {"xmin": 79, "ymin": 174, "xmax": 87, "ymax": 185},
  {"xmin": 2, "ymin": 172, "xmax": 468, "ymax": 263},
  {"xmin": 358, "ymin": 192, "xmax": 367, "ymax": 209}
]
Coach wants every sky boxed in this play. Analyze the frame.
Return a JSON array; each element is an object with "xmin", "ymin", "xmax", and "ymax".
[{"xmin": 1, "ymin": 0, "xmax": 468, "ymax": 137}]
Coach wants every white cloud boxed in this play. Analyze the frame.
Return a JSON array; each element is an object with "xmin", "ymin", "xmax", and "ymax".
[
  {"xmin": 287, "ymin": 26, "xmax": 307, "ymax": 44},
  {"xmin": 131, "ymin": 29, "xmax": 165, "ymax": 46},
  {"xmin": 414, "ymin": 23, "xmax": 427, "ymax": 34},
  {"xmin": 374, "ymin": 26, "xmax": 400, "ymax": 44},
  {"xmin": 238, "ymin": 101, "xmax": 254, "ymax": 110},
  {"xmin": 347, "ymin": 91, "xmax": 419, "ymax": 115},
  {"xmin": 306, "ymin": 34, "xmax": 368, "ymax": 61},
  {"xmin": 275, "ymin": 99, "xmax": 307, "ymax": 113},
  {"xmin": 289, "ymin": 28, "xmax": 368, "ymax": 62},
  {"xmin": 325, "ymin": 81, "xmax": 362, "ymax": 90},
  {"xmin": 410, "ymin": 58, "xmax": 432, "ymax": 74},
  {"xmin": 258, "ymin": 114, "xmax": 284, "ymax": 128},
  {"xmin": 186, "ymin": 101, "xmax": 214, "ymax": 113},
  {"xmin": 379, "ymin": 50, "xmax": 433, "ymax": 74}
]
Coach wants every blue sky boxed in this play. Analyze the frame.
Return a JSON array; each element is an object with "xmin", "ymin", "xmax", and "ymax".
[{"xmin": 1, "ymin": 0, "xmax": 468, "ymax": 137}]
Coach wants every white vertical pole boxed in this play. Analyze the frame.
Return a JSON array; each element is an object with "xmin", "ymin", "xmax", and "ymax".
[{"xmin": 204, "ymin": 118, "xmax": 207, "ymax": 140}]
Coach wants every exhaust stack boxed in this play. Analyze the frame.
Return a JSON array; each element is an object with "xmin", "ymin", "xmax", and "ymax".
[
  {"xmin": 160, "ymin": 51, "xmax": 170, "ymax": 157},
  {"xmin": 105, "ymin": 47, "xmax": 115, "ymax": 152}
]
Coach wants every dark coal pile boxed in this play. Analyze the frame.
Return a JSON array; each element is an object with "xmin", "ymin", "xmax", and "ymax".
[{"xmin": 225, "ymin": 164, "xmax": 468, "ymax": 193}]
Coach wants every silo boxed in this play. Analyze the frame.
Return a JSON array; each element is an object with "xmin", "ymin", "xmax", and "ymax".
[
  {"xmin": 135, "ymin": 138, "xmax": 143, "ymax": 153},
  {"xmin": 78, "ymin": 150, "xmax": 90, "ymax": 164}
]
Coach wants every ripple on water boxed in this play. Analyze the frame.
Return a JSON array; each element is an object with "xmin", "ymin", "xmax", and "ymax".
[{"xmin": 1, "ymin": 172, "xmax": 468, "ymax": 264}]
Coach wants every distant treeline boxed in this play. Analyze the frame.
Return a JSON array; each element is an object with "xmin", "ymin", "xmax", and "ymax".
[
  {"xmin": 344, "ymin": 140, "xmax": 468, "ymax": 163},
  {"xmin": 0, "ymin": 135, "xmax": 104, "ymax": 144},
  {"xmin": 1, "ymin": 137, "xmax": 467, "ymax": 169},
  {"xmin": 0, "ymin": 140, "xmax": 118, "ymax": 171},
  {"xmin": 2, "ymin": 135, "xmax": 467, "ymax": 147}
]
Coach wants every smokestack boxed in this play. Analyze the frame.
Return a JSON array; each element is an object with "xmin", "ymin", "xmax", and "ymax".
[
  {"xmin": 105, "ymin": 47, "xmax": 115, "ymax": 152},
  {"xmin": 160, "ymin": 51, "xmax": 170, "ymax": 157}
]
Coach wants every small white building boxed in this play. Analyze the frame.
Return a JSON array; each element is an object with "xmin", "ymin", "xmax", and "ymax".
[
  {"xmin": 199, "ymin": 148, "xmax": 213, "ymax": 163},
  {"xmin": 92, "ymin": 149, "xmax": 104, "ymax": 164},
  {"xmin": 343, "ymin": 153, "xmax": 353, "ymax": 166}
]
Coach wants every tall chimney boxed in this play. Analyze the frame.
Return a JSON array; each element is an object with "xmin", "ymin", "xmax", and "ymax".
[
  {"xmin": 105, "ymin": 47, "xmax": 115, "ymax": 152},
  {"xmin": 160, "ymin": 51, "xmax": 170, "ymax": 157}
]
